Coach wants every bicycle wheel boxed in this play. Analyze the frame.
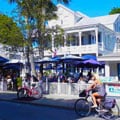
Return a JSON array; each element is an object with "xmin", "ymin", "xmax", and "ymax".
[
  {"xmin": 17, "ymin": 88, "xmax": 28, "ymax": 99},
  {"xmin": 110, "ymin": 103, "xmax": 120, "ymax": 118},
  {"xmin": 74, "ymin": 98, "xmax": 91, "ymax": 117},
  {"xmin": 101, "ymin": 103, "xmax": 120, "ymax": 120},
  {"xmin": 33, "ymin": 87, "xmax": 43, "ymax": 99}
]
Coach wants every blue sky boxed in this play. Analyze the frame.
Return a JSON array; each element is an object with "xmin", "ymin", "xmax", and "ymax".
[
  {"xmin": 0, "ymin": 0, "xmax": 120, "ymax": 17},
  {"xmin": 0, "ymin": 0, "xmax": 16, "ymax": 16},
  {"xmin": 67, "ymin": 0, "xmax": 120, "ymax": 17}
]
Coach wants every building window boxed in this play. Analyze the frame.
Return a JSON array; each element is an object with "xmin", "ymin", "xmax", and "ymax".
[
  {"xmin": 98, "ymin": 32, "xmax": 102, "ymax": 42},
  {"xmin": 116, "ymin": 38, "xmax": 120, "ymax": 50},
  {"xmin": 117, "ymin": 63, "xmax": 120, "ymax": 80},
  {"xmin": 115, "ymin": 22, "xmax": 120, "ymax": 32}
]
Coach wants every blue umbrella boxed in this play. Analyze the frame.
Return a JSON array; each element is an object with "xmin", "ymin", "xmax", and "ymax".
[
  {"xmin": 83, "ymin": 59, "xmax": 100, "ymax": 68},
  {"xmin": 3, "ymin": 64, "xmax": 20, "ymax": 70},
  {"xmin": 35, "ymin": 57, "xmax": 59, "ymax": 63},
  {"xmin": 60, "ymin": 55, "xmax": 83, "ymax": 63},
  {"xmin": 35, "ymin": 57, "xmax": 51, "ymax": 63},
  {"xmin": 0, "ymin": 56, "xmax": 9, "ymax": 63},
  {"xmin": 82, "ymin": 55, "xmax": 97, "ymax": 60},
  {"xmin": 83, "ymin": 59, "xmax": 100, "ymax": 64},
  {"xmin": 4, "ymin": 59, "xmax": 23, "ymax": 64},
  {"xmin": 51, "ymin": 56, "xmax": 61, "ymax": 62}
]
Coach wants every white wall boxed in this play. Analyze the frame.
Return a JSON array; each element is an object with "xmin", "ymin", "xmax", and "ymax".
[{"xmin": 48, "ymin": 7, "xmax": 75, "ymax": 28}]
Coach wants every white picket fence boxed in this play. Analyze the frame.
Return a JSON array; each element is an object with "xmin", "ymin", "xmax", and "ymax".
[
  {"xmin": 45, "ymin": 82, "xmax": 120, "ymax": 97},
  {"xmin": 0, "ymin": 81, "xmax": 7, "ymax": 91},
  {"xmin": 1, "ymin": 79, "xmax": 120, "ymax": 97},
  {"xmin": 46, "ymin": 82, "xmax": 89, "ymax": 96}
]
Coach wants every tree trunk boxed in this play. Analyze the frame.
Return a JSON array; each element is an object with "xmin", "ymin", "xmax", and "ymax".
[{"xmin": 29, "ymin": 53, "xmax": 37, "ymax": 77}]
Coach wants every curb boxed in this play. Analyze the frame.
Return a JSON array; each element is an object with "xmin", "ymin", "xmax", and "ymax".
[
  {"xmin": 0, "ymin": 91, "xmax": 78, "ymax": 110},
  {"xmin": 0, "ymin": 96, "xmax": 75, "ymax": 110}
]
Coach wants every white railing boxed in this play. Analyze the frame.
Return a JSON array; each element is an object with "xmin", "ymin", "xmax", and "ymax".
[
  {"xmin": 46, "ymin": 82, "xmax": 90, "ymax": 96},
  {"xmin": 1, "ymin": 80, "xmax": 120, "ymax": 97},
  {"xmin": 44, "ymin": 80, "xmax": 120, "ymax": 97},
  {"xmin": 44, "ymin": 44, "xmax": 98, "ymax": 56}
]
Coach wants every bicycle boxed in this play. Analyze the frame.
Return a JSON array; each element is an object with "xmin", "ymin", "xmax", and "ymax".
[
  {"xmin": 17, "ymin": 82, "xmax": 43, "ymax": 99},
  {"xmin": 74, "ymin": 89, "xmax": 120, "ymax": 120}
]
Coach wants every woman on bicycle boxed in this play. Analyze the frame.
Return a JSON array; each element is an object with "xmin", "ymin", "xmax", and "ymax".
[{"xmin": 86, "ymin": 73, "xmax": 106, "ymax": 108}]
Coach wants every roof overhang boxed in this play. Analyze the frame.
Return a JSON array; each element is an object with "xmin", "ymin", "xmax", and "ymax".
[{"xmin": 98, "ymin": 52, "xmax": 120, "ymax": 61}]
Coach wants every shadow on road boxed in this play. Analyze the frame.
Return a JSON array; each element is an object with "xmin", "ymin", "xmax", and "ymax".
[{"xmin": 13, "ymin": 97, "xmax": 38, "ymax": 101}]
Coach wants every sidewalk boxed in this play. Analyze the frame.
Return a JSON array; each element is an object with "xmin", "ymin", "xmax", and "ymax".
[
  {"xmin": 0, "ymin": 91, "xmax": 79, "ymax": 110},
  {"xmin": 1, "ymin": 91, "xmax": 120, "ymax": 110}
]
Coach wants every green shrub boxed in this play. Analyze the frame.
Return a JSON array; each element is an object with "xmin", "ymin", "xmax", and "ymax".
[{"xmin": 17, "ymin": 77, "xmax": 22, "ymax": 88}]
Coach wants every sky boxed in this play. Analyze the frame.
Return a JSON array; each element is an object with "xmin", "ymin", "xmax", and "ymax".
[
  {"xmin": 0, "ymin": 0, "xmax": 120, "ymax": 17},
  {"xmin": 0, "ymin": 0, "xmax": 15, "ymax": 16}
]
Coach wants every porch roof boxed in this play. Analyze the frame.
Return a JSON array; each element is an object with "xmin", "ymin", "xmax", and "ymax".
[{"xmin": 98, "ymin": 52, "xmax": 120, "ymax": 61}]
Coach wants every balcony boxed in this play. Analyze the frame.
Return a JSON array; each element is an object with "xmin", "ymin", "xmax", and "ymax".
[{"xmin": 44, "ymin": 44, "xmax": 98, "ymax": 56}]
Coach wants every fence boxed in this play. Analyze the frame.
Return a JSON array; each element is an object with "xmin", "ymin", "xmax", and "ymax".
[
  {"xmin": 0, "ymin": 81, "xmax": 7, "ymax": 91},
  {"xmin": 1, "ymin": 78, "xmax": 120, "ymax": 97},
  {"xmin": 44, "ymin": 81, "xmax": 120, "ymax": 97},
  {"xmin": 45, "ymin": 82, "xmax": 89, "ymax": 96}
]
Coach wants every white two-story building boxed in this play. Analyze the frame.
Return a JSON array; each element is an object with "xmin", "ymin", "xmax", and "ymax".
[
  {"xmin": 46, "ymin": 4, "xmax": 120, "ymax": 80},
  {"xmin": 1, "ymin": 4, "xmax": 120, "ymax": 81}
]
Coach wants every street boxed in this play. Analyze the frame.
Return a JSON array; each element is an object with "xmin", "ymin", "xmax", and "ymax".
[{"xmin": 0, "ymin": 101, "xmax": 106, "ymax": 120}]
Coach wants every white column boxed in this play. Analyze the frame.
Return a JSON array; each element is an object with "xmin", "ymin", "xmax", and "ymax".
[
  {"xmin": 105, "ymin": 62, "xmax": 110, "ymax": 77},
  {"xmin": 64, "ymin": 34, "xmax": 67, "ymax": 56},
  {"xmin": 101, "ymin": 31, "xmax": 104, "ymax": 51},
  {"xmin": 45, "ymin": 77, "xmax": 48, "ymax": 93},
  {"xmin": 57, "ymin": 77, "xmax": 61, "ymax": 94},
  {"xmin": 78, "ymin": 31, "xmax": 82, "ymax": 56},
  {"xmin": 95, "ymin": 29, "xmax": 99, "ymax": 74},
  {"xmin": 95, "ymin": 28, "xmax": 99, "ymax": 56},
  {"xmin": 52, "ymin": 34, "xmax": 55, "ymax": 57},
  {"xmin": 78, "ymin": 31, "xmax": 82, "ymax": 46},
  {"xmin": 68, "ymin": 82, "xmax": 71, "ymax": 95}
]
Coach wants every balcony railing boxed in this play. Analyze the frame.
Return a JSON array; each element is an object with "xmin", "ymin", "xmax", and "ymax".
[{"xmin": 44, "ymin": 44, "xmax": 98, "ymax": 56}]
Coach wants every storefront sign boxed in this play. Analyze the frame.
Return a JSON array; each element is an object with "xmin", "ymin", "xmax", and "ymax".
[
  {"xmin": 105, "ymin": 83, "xmax": 120, "ymax": 96},
  {"xmin": 100, "ymin": 76, "xmax": 118, "ymax": 83}
]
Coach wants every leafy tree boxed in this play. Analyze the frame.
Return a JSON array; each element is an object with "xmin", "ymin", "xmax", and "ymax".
[
  {"xmin": 0, "ymin": 14, "xmax": 23, "ymax": 47},
  {"xmin": 8, "ymin": 0, "xmax": 70, "ymax": 76},
  {"xmin": 109, "ymin": 7, "xmax": 120, "ymax": 14}
]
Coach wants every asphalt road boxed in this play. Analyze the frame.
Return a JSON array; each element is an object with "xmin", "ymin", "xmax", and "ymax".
[{"xmin": 0, "ymin": 101, "xmax": 108, "ymax": 120}]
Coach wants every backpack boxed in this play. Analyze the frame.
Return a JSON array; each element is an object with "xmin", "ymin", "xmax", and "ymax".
[{"xmin": 103, "ymin": 98, "xmax": 116, "ymax": 109}]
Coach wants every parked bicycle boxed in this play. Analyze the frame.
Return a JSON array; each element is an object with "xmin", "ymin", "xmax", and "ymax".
[
  {"xmin": 17, "ymin": 81, "xmax": 43, "ymax": 99},
  {"xmin": 74, "ymin": 89, "xmax": 120, "ymax": 119}
]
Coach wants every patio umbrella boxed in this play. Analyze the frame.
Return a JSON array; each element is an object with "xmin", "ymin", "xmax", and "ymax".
[
  {"xmin": 0, "ymin": 56, "xmax": 9, "ymax": 63},
  {"xmin": 3, "ymin": 64, "xmax": 20, "ymax": 70},
  {"xmin": 60, "ymin": 55, "xmax": 83, "ymax": 63},
  {"xmin": 82, "ymin": 55, "xmax": 97, "ymax": 60},
  {"xmin": 4, "ymin": 59, "xmax": 23, "ymax": 64},
  {"xmin": 51, "ymin": 56, "xmax": 61, "ymax": 62},
  {"xmin": 35, "ymin": 57, "xmax": 51, "ymax": 63},
  {"xmin": 83, "ymin": 59, "xmax": 101, "ymax": 68},
  {"xmin": 35, "ymin": 57, "xmax": 59, "ymax": 64}
]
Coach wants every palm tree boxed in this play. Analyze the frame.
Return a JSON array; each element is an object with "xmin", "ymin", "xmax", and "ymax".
[
  {"xmin": 8, "ymin": 0, "xmax": 70, "ymax": 4},
  {"xmin": 8, "ymin": 0, "xmax": 70, "ymax": 76}
]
